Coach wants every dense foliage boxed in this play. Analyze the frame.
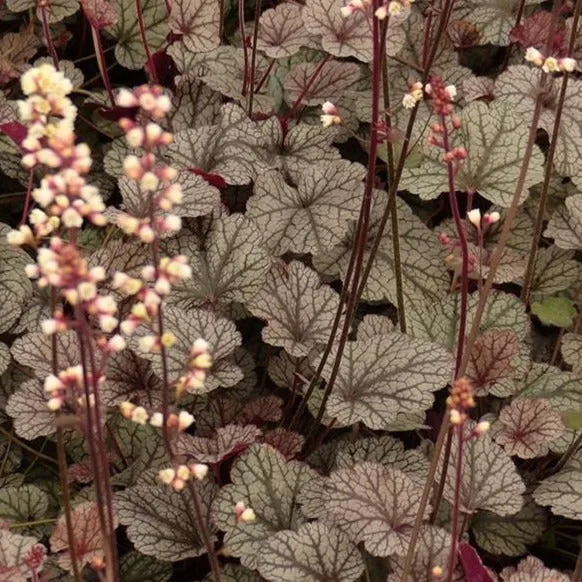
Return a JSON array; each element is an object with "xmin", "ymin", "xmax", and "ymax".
[{"xmin": 0, "ymin": 0, "xmax": 581, "ymax": 580}]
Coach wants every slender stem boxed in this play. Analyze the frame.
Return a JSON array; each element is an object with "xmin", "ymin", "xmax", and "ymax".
[
  {"xmin": 0, "ymin": 425, "xmax": 57, "ymax": 465},
  {"xmin": 39, "ymin": 4, "xmax": 59, "ymax": 69},
  {"xmin": 218, "ymin": 0, "xmax": 224, "ymax": 40},
  {"xmin": 553, "ymin": 433, "xmax": 582, "ymax": 475},
  {"xmin": 239, "ymin": 0, "xmax": 249, "ymax": 96},
  {"xmin": 90, "ymin": 26, "xmax": 115, "ymax": 106},
  {"xmin": 9, "ymin": 518, "xmax": 57, "ymax": 528},
  {"xmin": 380, "ymin": 30, "xmax": 406, "ymax": 333},
  {"xmin": 305, "ymin": 1, "xmax": 384, "ymax": 440},
  {"xmin": 501, "ymin": 0, "xmax": 527, "ymax": 71},
  {"xmin": 19, "ymin": 170, "xmax": 34, "ymax": 227},
  {"xmin": 254, "ymin": 58, "xmax": 275, "ymax": 94},
  {"xmin": 402, "ymin": 4, "xmax": 565, "ymax": 581},
  {"xmin": 446, "ymin": 425, "xmax": 464, "ymax": 582},
  {"xmin": 136, "ymin": 0, "xmax": 159, "ymax": 84},
  {"xmin": 286, "ymin": 55, "xmax": 332, "ymax": 120},
  {"xmin": 247, "ymin": 0, "xmax": 262, "ymax": 117},
  {"xmin": 521, "ymin": 0, "xmax": 582, "ymax": 304}
]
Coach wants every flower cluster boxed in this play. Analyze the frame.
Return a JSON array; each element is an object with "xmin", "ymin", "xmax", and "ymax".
[
  {"xmin": 525, "ymin": 47, "xmax": 576, "ymax": 73},
  {"xmin": 120, "ymin": 401, "xmax": 195, "ymax": 431},
  {"xmin": 340, "ymin": 0, "xmax": 370, "ymax": 18},
  {"xmin": 158, "ymin": 462, "xmax": 209, "ymax": 491},
  {"xmin": 447, "ymin": 377, "xmax": 489, "ymax": 435},
  {"xmin": 402, "ymin": 81, "xmax": 424, "ymax": 109}
]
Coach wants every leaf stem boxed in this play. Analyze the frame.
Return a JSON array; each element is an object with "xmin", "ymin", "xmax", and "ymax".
[
  {"xmin": 90, "ymin": 25, "xmax": 115, "ymax": 106},
  {"xmin": 286, "ymin": 54, "xmax": 332, "ymax": 120},
  {"xmin": 39, "ymin": 4, "xmax": 60, "ymax": 70},
  {"xmin": 136, "ymin": 0, "xmax": 159, "ymax": 84},
  {"xmin": 446, "ymin": 425, "xmax": 464, "ymax": 582},
  {"xmin": 239, "ymin": 0, "xmax": 250, "ymax": 96},
  {"xmin": 0, "ymin": 425, "xmax": 58, "ymax": 466}
]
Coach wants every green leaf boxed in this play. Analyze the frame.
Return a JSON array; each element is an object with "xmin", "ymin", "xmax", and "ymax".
[
  {"xmin": 247, "ymin": 160, "xmax": 366, "ymax": 256},
  {"xmin": 472, "ymin": 500, "xmax": 546, "ymax": 557},
  {"xmin": 117, "ymin": 480, "xmax": 217, "ymax": 561},
  {"xmin": 248, "ymin": 261, "xmax": 341, "ymax": 358},
  {"xmin": 119, "ymin": 552, "xmax": 172, "ymax": 581},
  {"xmin": 167, "ymin": 214, "xmax": 270, "ymax": 313},
  {"xmin": 212, "ymin": 443, "xmax": 318, "ymax": 569},
  {"xmin": 400, "ymin": 102, "xmax": 544, "ymax": 207},
  {"xmin": 316, "ymin": 332, "xmax": 452, "ymax": 430},
  {"xmin": 531, "ymin": 297, "xmax": 577, "ymax": 328},
  {"xmin": 257, "ymin": 522, "xmax": 364, "ymax": 582},
  {"xmin": 319, "ymin": 462, "xmax": 430, "ymax": 557},
  {"xmin": 7, "ymin": 0, "xmax": 79, "ymax": 22},
  {"xmin": 168, "ymin": 0, "xmax": 220, "ymax": 54},
  {"xmin": 437, "ymin": 421, "xmax": 526, "ymax": 516},
  {"xmin": 545, "ymin": 193, "xmax": 582, "ymax": 251},
  {"xmin": 257, "ymin": 3, "xmax": 312, "ymax": 59},
  {"xmin": 0, "ymin": 486, "xmax": 49, "ymax": 537},
  {"xmin": 6, "ymin": 379, "xmax": 56, "ymax": 440},
  {"xmin": 562, "ymin": 410, "xmax": 582, "ymax": 430},
  {"xmin": 106, "ymin": 0, "xmax": 168, "ymax": 69}
]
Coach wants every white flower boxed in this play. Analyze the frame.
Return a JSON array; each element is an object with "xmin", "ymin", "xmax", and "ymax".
[
  {"xmin": 108, "ymin": 334, "xmax": 126, "ymax": 352},
  {"xmin": 560, "ymin": 57, "xmax": 577, "ymax": 73},
  {"xmin": 150, "ymin": 412, "xmax": 164, "ymax": 427},
  {"xmin": 176, "ymin": 465, "xmax": 191, "ymax": 481},
  {"xmin": 525, "ymin": 47, "xmax": 544, "ymax": 67},
  {"xmin": 542, "ymin": 56, "xmax": 560, "ymax": 73},
  {"xmin": 474, "ymin": 420, "xmax": 490, "ymax": 435},
  {"xmin": 445, "ymin": 85, "xmax": 457, "ymax": 100},
  {"xmin": 321, "ymin": 101, "xmax": 337, "ymax": 116},
  {"xmin": 62, "ymin": 208, "xmax": 83, "ymax": 229},
  {"xmin": 126, "ymin": 127, "xmax": 144, "ymax": 148},
  {"xmin": 240, "ymin": 508, "xmax": 256, "ymax": 523},
  {"xmin": 116, "ymin": 88, "xmax": 138, "ymax": 108},
  {"xmin": 375, "ymin": 5, "xmax": 387, "ymax": 19},
  {"xmin": 388, "ymin": 1, "xmax": 402, "ymax": 15},
  {"xmin": 44, "ymin": 374, "xmax": 63, "ymax": 393},
  {"xmin": 131, "ymin": 406, "xmax": 149, "ymax": 424},
  {"xmin": 320, "ymin": 114, "xmax": 341, "ymax": 128},
  {"xmin": 340, "ymin": 4, "xmax": 354, "ymax": 17},
  {"xmin": 99, "ymin": 315, "xmax": 118, "ymax": 333},
  {"xmin": 178, "ymin": 410, "xmax": 195, "ymax": 431},
  {"xmin": 138, "ymin": 335, "xmax": 158, "ymax": 353},
  {"xmin": 402, "ymin": 93, "xmax": 417, "ymax": 109},
  {"xmin": 190, "ymin": 463, "xmax": 209, "ymax": 480},
  {"xmin": 158, "ymin": 468, "xmax": 176, "ymax": 485},
  {"xmin": 467, "ymin": 208, "xmax": 481, "ymax": 227}
]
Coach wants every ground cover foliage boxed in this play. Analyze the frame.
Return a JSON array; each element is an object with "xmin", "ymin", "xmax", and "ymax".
[{"xmin": 0, "ymin": 0, "xmax": 581, "ymax": 580}]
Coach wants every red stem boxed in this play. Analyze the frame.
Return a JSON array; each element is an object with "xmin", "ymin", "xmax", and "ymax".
[
  {"xmin": 136, "ymin": 0, "xmax": 159, "ymax": 84},
  {"xmin": 446, "ymin": 425, "xmax": 465, "ymax": 582},
  {"xmin": 40, "ymin": 4, "xmax": 60, "ymax": 70},
  {"xmin": 441, "ymin": 114, "xmax": 468, "ymax": 376},
  {"xmin": 90, "ymin": 26, "xmax": 115, "ymax": 106},
  {"xmin": 286, "ymin": 55, "xmax": 331, "ymax": 120},
  {"xmin": 247, "ymin": 0, "xmax": 263, "ymax": 117},
  {"xmin": 254, "ymin": 58, "xmax": 275, "ymax": 94},
  {"xmin": 19, "ymin": 170, "xmax": 34, "ymax": 227},
  {"xmin": 239, "ymin": 0, "xmax": 249, "ymax": 96}
]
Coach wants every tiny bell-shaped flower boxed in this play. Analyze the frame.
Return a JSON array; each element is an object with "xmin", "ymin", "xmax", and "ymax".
[
  {"xmin": 542, "ymin": 56, "xmax": 560, "ymax": 73},
  {"xmin": 432, "ymin": 566, "xmax": 443, "ymax": 578},
  {"xmin": 178, "ymin": 410, "xmax": 195, "ymax": 431},
  {"xmin": 474, "ymin": 420, "xmax": 490, "ymax": 436},
  {"xmin": 559, "ymin": 57, "xmax": 577, "ymax": 73},
  {"xmin": 190, "ymin": 463, "xmax": 209, "ymax": 480},
  {"xmin": 483, "ymin": 211, "xmax": 500, "ymax": 226},
  {"xmin": 158, "ymin": 468, "xmax": 176, "ymax": 485},
  {"xmin": 467, "ymin": 208, "xmax": 481, "ymax": 227},
  {"xmin": 525, "ymin": 47, "xmax": 545, "ymax": 67}
]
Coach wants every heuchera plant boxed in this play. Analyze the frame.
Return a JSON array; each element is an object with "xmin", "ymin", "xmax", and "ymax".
[{"xmin": 0, "ymin": 0, "xmax": 581, "ymax": 580}]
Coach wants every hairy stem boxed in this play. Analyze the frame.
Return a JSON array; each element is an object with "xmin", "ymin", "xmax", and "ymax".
[
  {"xmin": 136, "ymin": 0, "xmax": 159, "ymax": 84},
  {"xmin": 40, "ymin": 4, "xmax": 59, "ymax": 69},
  {"xmin": 446, "ymin": 425, "xmax": 464, "ymax": 582},
  {"xmin": 239, "ymin": 0, "xmax": 249, "ymax": 96},
  {"xmin": 286, "ymin": 55, "xmax": 332, "ymax": 120}
]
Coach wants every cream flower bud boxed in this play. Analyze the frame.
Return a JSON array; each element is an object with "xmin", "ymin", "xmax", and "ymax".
[
  {"xmin": 375, "ymin": 5, "xmax": 387, "ymax": 19},
  {"xmin": 467, "ymin": 208, "xmax": 481, "ymax": 227},
  {"xmin": 190, "ymin": 463, "xmax": 208, "ymax": 481},
  {"xmin": 449, "ymin": 409, "xmax": 462, "ymax": 425},
  {"xmin": 126, "ymin": 127, "xmax": 144, "ymax": 148},
  {"xmin": 44, "ymin": 374, "xmax": 63, "ymax": 393},
  {"xmin": 99, "ymin": 315, "xmax": 118, "ymax": 333},
  {"xmin": 140, "ymin": 172, "xmax": 160, "ymax": 192},
  {"xmin": 320, "ymin": 114, "xmax": 341, "ymax": 128},
  {"xmin": 340, "ymin": 5, "xmax": 354, "ymax": 17},
  {"xmin": 155, "ymin": 94, "xmax": 172, "ymax": 115},
  {"xmin": 32, "ymin": 187, "xmax": 54, "ymax": 207},
  {"xmin": 138, "ymin": 225, "xmax": 155, "ymax": 243},
  {"xmin": 47, "ymin": 397, "xmax": 63, "ymax": 411},
  {"xmin": 192, "ymin": 338, "xmax": 209, "ymax": 354},
  {"xmin": 131, "ymin": 406, "xmax": 149, "ymax": 424},
  {"xmin": 445, "ymin": 85, "xmax": 457, "ymax": 100},
  {"xmin": 172, "ymin": 478, "xmax": 186, "ymax": 491},
  {"xmin": 240, "ymin": 508, "xmax": 256, "ymax": 523},
  {"xmin": 178, "ymin": 411, "xmax": 195, "ymax": 431},
  {"xmin": 25, "ymin": 264, "xmax": 40, "ymax": 278},
  {"xmin": 160, "ymin": 332, "xmax": 176, "ymax": 348},
  {"xmin": 525, "ymin": 47, "xmax": 544, "ymax": 67},
  {"xmin": 108, "ymin": 334, "xmax": 126, "ymax": 352},
  {"xmin": 164, "ymin": 214, "xmax": 182, "ymax": 232},
  {"xmin": 402, "ymin": 93, "xmax": 417, "ymax": 109},
  {"xmin": 177, "ymin": 465, "xmax": 191, "ymax": 481},
  {"xmin": 150, "ymin": 412, "xmax": 164, "ymax": 427},
  {"xmin": 322, "ymin": 101, "xmax": 337, "ymax": 116},
  {"xmin": 560, "ymin": 57, "xmax": 577, "ymax": 72},
  {"xmin": 388, "ymin": 1, "xmax": 402, "ymax": 15},
  {"xmin": 41, "ymin": 319, "xmax": 58, "ymax": 335},
  {"xmin": 78, "ymin": 282, "xmax": 97, "ymax": 302},
  {"xmin": 117, "ymin": 88, "xmax": 138, "ymax": 108},
  {"xmin": 154, "ymin": 277, "xmax": 171, "ymax": 296},
  {"xmin": 138, "ymin": 335, "xmax": 158, "ymax": 353},
  {"xmin": 474, "ymin": 420, "xmax": 490, "ymax": 435},
  {"xmin": 542, "ymin": 56, "xmax": 560, "ymax": 73},
  {"xmin": 120, "ymin": 401, "xmax": 136, "ymax": 418},
  {"xmin": 432, "ymin": 566, "xmax": 443, "ymax": 578},
  {"xmin": 158, "ymin": 468, "xmax": 176, "ymax": 485},
  {"xmin": 123, "ymin": 155, "xmax": 143, "ymax": 179}
]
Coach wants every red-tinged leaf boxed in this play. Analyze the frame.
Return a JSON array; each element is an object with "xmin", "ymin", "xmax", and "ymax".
[
  {"xmin": 175, "ymin": 424, "xmax": 262, "ymax": 465},
  {"xmin": 0, "ymin": 530, "xmax": 45, "ymax": 582},
  {"xmin": 66, "ymin": 452, "xmax": 118, "ymax": 484},
  {"xmin": 509, "ymin": 11, "xmax": 566, "ymax": 55},
  {"xmin": 80, "ymin": 0, "xmax": 117, "ymax": 28},
  {"xmin": 466, "ymin": 330, "xmax": 519, "ymax": 396},
  {"xmin": 240, "ymin": 395, "xmax": 283, "ymax": 425},
  {"xmin": 491, "ymin": 398, "xmax": 565, "ymax": 459},
  {"xmin": 50, "ymin": 502, "xmax": 118, "ymax": 573},
  {"xmin": 261, "ymin": 428, "xmax": 304, "ymax": 460},
  {"xmin": 448, "ymin": 20, "xmax": 482, "ymax": 48},
  {"xmin": 190, "ymin": 168, "xmax": 227, "ymax": 189},
  {"xmin": 458, "ymin": 543, "xmax": 495, "ymax": 582},
  {"xmin": 0, "ymin": 122, "xmax": 26, "ymax": 150},
  {"xmin": 146, "ymin": 50, "xmax": 177, "ymax": 89},
  {"xmin": 501, "ymin": 556, "xmax": 570, "ymax": 582}
]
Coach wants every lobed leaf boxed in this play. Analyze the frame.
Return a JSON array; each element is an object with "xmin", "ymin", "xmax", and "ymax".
[
  {"xmin": 257, "ymin": 3, "xmax": 312, "ymax": 59},
  {"xmin": 169, "ymin": 0, "xmax": 220, "ymax": 54}
]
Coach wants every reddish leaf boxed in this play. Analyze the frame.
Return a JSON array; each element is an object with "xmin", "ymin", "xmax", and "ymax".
[
  {"xmin": 466, "ymin": 330, "xmax": 518, "ymax": 396},
  {"xmin": 80, "ymin": 0, "xmax": 117, "ymax": 28},
  {"xmin": 50, "ymin": 502, "xmax": 118, "ymax": 573},
  {"xmin": 261, "ymin": 428, "xmax": 304, "ymax": 460},
  {"xmin": 190, "ymin": 168, "xmax": 227, "ymax": 189},
  {"xmin": 0, "ymin": 122, "xmax": 26, "ymax": 150},
  {"xmin": 458, "ymin": 543, "xmax": 495, "ymax": 582},
  {"xmin": 510, "ymin": 11, "xmax": 566, "ymax": 55},
  {"xmin": 240, "ymin": 395, "xmax": 283, "ymax": 424},
  {"xmin": 448, "ymin": 20, "xmax": 482, "ymax": 48},
  {"xmin": 146, "ymin": 50, "xmax": 177, "ymax": 89}
]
